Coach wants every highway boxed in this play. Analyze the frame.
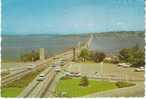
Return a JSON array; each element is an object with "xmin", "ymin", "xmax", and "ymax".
[
  {"xmin": 18, "ymin": 48, "xmax": 74, "ymax": 97},
  {"xmin": 1, "ymin": 61, "xmax": 49, "ymax": 87},
  {"xmin": 18, "ymin": 67, "xmax": 53, "ymax": 97},
  {"xmin": 43, "ymin": 62, "xmax": 72, "ymax": 97},
  {"xmin": 1, "ymin": 48, "xmax": 74, "ymax": 87},
  {"xmin": 3, "ymin": 36, "xmax": 91, "ymax": 97}
]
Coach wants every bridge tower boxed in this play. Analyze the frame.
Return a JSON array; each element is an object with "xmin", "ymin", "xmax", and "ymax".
[{"xmin": 39, "ymin": 48, "xmax": 45, "ymax": 60}]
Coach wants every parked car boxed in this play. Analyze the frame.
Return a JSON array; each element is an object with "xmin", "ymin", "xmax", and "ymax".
[
  {"xmin": 37, "ymin": 74, "xmax": 45, "ymax": 81},
  {"xmin": 64, "ymin": 71, "xmax": 70, "ymax": 76},
  {"xmin": 65, "ymin": 72, "xmax": 81, "ymax": 77},
  {"xmin": 72, "ymin": 72, "xmax": 81, "ymax": 77},
  {"xmin": 135, "ymin": 67, "xmax": 144, "ymax": 72},
  {"xmin": 117, "ymin": 63, "xmax": 131, "ymax": 68}
]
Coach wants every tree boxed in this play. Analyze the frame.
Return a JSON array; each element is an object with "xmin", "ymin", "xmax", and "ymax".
[
  {"xmin": 111, "ymin": 56, "xmax": 119, "ymax": 64},
  {"xmin": 79, "ymin": 76, "xmax": 89, "ymax": 87},
  {"xmin": 118, "ymin": 45, "xmax": 144, "ymax": 67},
  {"xmin": 79, "ymin": 48, "xmax": 90, "ymax": 62},
  {"xmin": 21, "ymin": 50, "xmax": 39, "ymax": 62},
  {"xmin": 119, "ymin": 48, "xmax": 129, "ymax": 62},
  {"xmin": 91, "ymin": 51, "xmax": 106, "ymax": 62},
  {"xmin": 128, "ymin": 48, "xmax": 144, "ymax": 67}
]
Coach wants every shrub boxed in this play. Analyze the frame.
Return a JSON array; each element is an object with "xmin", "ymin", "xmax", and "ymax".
[
  {"xmin": 116, "ymin": 81, "xmax": 135, "ymax": 88},
  {"xmin": 79, "ymin": 76, "xmax": 89, "ymax": 87}
]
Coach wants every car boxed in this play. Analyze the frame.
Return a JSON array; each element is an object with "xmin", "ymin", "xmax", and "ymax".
[
  {"xmin": 135, "ymin": 67, "xmax": 144, "ymax": 72},
  {"xmin": 37, "ymin": 74, "xmax": 45, "ymax": 81},
  {"xmin": 55, "ymin": 67, "xmax": 61, "ymax": 72},
  {"xmin": 59, "ymin": 58, "xmax": 66, "ymax": 61},
  {"xmin": 52, "ymin": 64, "xmax": 56, "ymax": 67},
  {"xmin": 27, "ymin": 64, "xmax": 36, "ymax": 69},
  {"xmin": 65, "ymin": 72, "xmax": 81, "ymax": 77},
  {"xmin": 140, "ymin": 66, "xmax": 144, "ymax": 69},
  {"xmin": 60, "ymin": 61, "xmax": 65, "ymax": 66},
  {"xmin": 64, "ymin": 72, "xmax": 70, "ymax": 76},
  {"xmin": 72, "ymin": 72, "xmax": 81, "ymax": 77},
  {"xmin": 39, "ymin": 74, "xmax": 45, "ymax": 77},
  {"xmin": 52, "ymin": 64, "xmax": 58, "ymax": 67},
  {"xmin": 117, "ymin": 63, "xmax": 131, "ymax": 68}
]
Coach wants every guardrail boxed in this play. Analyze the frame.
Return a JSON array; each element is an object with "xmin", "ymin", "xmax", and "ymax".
[
  {"xmin": 1, "ymin": 64, "xmax": 47, "ymax": 87},
  {"xmin": 1, "ymin": 69, "xmax": 32, "ymax": 86},
  {"xmin": 2, "ymin": 68, "xmax": 28, "ymax": 80}
]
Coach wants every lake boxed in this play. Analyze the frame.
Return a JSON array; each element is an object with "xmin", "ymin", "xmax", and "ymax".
[{"xmin": 2, "ymin": 32, "xmax": 144, "ymax": 62}]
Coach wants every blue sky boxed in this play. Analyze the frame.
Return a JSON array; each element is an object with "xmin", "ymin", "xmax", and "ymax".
[{"xmin": 2, "ymin": 0, "xmax": 144, "ymax": 35}]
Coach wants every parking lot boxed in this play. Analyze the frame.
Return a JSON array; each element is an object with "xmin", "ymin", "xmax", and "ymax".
[{"xmin": 65, "ymin": 62, "xmax": 144, "ymax": 81}]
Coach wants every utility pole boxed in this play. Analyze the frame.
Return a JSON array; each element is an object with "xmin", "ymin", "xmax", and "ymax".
[
  {"xmin": 100, "ymin": 62, "xmax": 103, "ymax": 78},
  {"xmin": 73, "ymin": 48, "xmax": 76, "ymax": 61}
]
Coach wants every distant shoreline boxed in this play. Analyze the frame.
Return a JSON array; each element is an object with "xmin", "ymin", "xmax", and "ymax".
[{"xmin": 1, "ymin": 31, "xmax": 144, "ymax": 36}]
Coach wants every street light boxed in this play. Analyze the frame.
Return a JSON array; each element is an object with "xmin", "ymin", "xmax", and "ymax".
[{"xmin": 100, "ymin": 62, "xmax": 103, "ymax": 78}]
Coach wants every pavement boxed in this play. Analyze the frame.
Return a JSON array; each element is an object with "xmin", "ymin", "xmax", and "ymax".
[
  {"xmin": 17, "ymin": 49, "xmax": 73, "ymax": 97},
  {"xmin": 43, "ymin": 62, "xmax": 72, "ymax": 97},
  {"xmin": 43, "ymin": 72, "xmax": 62, "ymax": 97},
  {"xmin": 66, "ymin": 62, "xmax": 145, "ymax": 97},
  {"xmin": 67, "ymin": 62, "xmax": 144, "ymax": 81}
]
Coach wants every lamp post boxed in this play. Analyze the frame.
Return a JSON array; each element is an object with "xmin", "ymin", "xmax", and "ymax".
[{"xmin": 100, "ymin": 62, "xmax": 103, "ymax": 78}]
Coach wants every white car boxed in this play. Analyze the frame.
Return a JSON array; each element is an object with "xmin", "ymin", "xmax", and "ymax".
[
  {"xmin": 135, "ymin": 67, "xmax": 145, "ymax": 72},
  {"xmin": 37, "ymin": 74, "xmax": 45, "ymax": 81},
  {"xmin": 27, "ymin": 64, "xmax": 36, "ymax": 69},
  {"xmin": 55, "ymin": 67, "xmax": 61, "ymax": 72},
  {"xmin": 140, "ymin": 67, "xmax": 144, "ymax": 69},
  {"xmin": 65, "ymin": 72, "xmax": 81, "ymax": 77},
  {"xmin": 73, "ymin": 72, "xmax": 81, "ymax": 77},
  {"xmin": 118, "ymin": 63, "xmax": 131, "ymax": 68}
]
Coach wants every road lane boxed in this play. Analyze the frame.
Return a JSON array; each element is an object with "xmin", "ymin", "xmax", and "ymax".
[{"xmin": 43, "ymin": 62, "xmax": 72, "ymax": 97}]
